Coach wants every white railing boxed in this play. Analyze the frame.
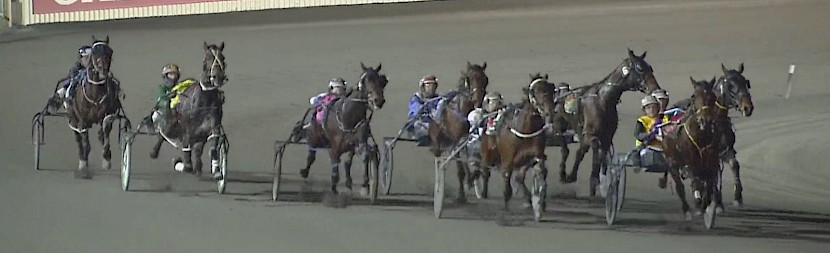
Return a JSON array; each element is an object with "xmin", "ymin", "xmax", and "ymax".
[{"xmin": 20, "ymin": 0, "xmax": 431, "ymax": 26}]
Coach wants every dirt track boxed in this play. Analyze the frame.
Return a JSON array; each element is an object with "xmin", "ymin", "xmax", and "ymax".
[{"xmin": 2, "ymin": 0, "xmax": 829, "ymax": 252}]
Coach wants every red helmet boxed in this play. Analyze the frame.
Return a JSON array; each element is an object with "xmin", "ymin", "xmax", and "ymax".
[{"xmin": 419, "ymin": 75, "xmax": 438, "ymax": 87}]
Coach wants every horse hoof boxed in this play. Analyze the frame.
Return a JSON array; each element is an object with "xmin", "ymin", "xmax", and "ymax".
[
  {"xmin": 174, "ymin": 162, "xmax": 186, "ymax": 172},
  {"xmin": 212, "ymin": 171, "xmax": 223, "ymax": 181},
  {"xmin": 684, "ymin": 212, "xmax": 693, "ymax": 221},
  {"xmin": 150, "ymin": 152, "xmax": 159, "ymax": 160},
  {"xmin": 715, "ymin": 206, "xmax": 724, "ymax": 215},
  {"xmin": 558, "ymin": 172, "xmax": 568, "ymax": 183},
  {"xmin": 102, "ymin": 159, "xmax": 111, "ymax": 170},
  {"xmin": 456, "ymin": 197, "xmax": 468, "ymax": 204},
  {"xmin": 360, "ymin": 187, "xmax": 369, "ymax": 197},
  {"xmin": 658, "ymin": 178, "xmax": 667, "ymax": 189},
  {"xmin": 694, "ymin": 210, "xmax": 703, "ymax": 217},
  {"xmin": 300, "ymin": 169, "xmax": 310, "ymax": 178},
  {"xmin": 732, "ymin": 200, "xmax": 743, "ymax": 208}
]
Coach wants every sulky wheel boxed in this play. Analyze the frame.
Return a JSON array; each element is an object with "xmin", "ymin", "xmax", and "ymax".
[
  {"xmin": 381, "ymin": 139, "xmax": 394, "ymax": 195},
  {"xmin": 369, "ymin": 146, "xmax": 380, "ymax": 204},
  {"xmin": 433, "ymin": 158, "xmax": 447, "ymax": 218},
  {"xmin": 605, "ymin": 166, "xmax": 621, "ymax": 226},
  {"xmin": 33, "ymin": 119, "xmax": 43, "ymax": 171},
  {"xmin": 272, "ymin": 142, "xmax": 286, "ymax": 201},
  {"xmin": 121, "ymin": 134, "xmax": 133, "ymax": 191},
  {"xmin": 215, "ymin": 136, "xmax": 228, "ymax": 194}
]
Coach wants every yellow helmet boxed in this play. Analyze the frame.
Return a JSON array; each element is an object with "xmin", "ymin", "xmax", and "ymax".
[{"xmin": 162, "ymin": 64, "xmax": 180, "ymax": 75}]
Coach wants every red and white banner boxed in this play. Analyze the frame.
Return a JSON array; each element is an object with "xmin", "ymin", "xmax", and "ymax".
[{"xmin": 33, "ymin": 0, "xmax": 229, "ymax": 14}]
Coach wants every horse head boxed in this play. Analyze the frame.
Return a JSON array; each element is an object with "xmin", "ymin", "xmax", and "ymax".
[
  {"xmin": 460, "ymin": 61, "xmax": 489, "ymax": 109},
  {"xmin": 358, "ymin": 62, "xmax": 387, "ymax": 109},
  {"xmin": 524, "ymin": 73, "xmax": 557, "ymax": 124},
  {"xmin": 719, "ymin": 63, "xmax": 754, "ymax": 117},
  {"xmin": 201, "ymin": 42, "xmax": 228, "ymax": 90},
  {"xmin": 689, "ymin": 76, "xmax": 719, "ymax": 133},
  {"xmin": 89, "ymin": 35, "xmax": 113, "ymax": 84},
  {"xmin": 619, "ymin": 48, "xmax": 661, "ymax": 94}
]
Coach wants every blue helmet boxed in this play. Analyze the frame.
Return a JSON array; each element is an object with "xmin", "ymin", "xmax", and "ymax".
[{"xmin": 78, "ymin": 46, "xmax": 92, "ymax": 57}]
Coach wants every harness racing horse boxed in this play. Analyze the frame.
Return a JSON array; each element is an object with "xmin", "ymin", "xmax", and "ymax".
[
  {"xmin": 426, "ymin": 62, "xmax": 489, "ymax": 203},
  {"xmin": 301, "ymin": 63, "xmax": 387, "ymax": 195},
  {"xmin": 560, "ymin": 49, "xmax": 662, "ymax": 197},
  {"xmin": 479, "ymin": 74, "xmax": 557, "ymax": 221},
  {"xmin": 149, "ymin": 42, "xmax": 228, "ymax": 181},
  {"xmin": 66, "ymin": 36, "xmax": 124, "ymax": 179},
  {"xmin": 670, "ymin": 63, "xmax": 754, "ymax": 208},
  {"xmin": 659, "ymin": 77, "xmax": 720, "ymax": 220}
]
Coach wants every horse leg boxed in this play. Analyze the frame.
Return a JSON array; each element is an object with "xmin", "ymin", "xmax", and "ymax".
[
  {"xmin": 456, "ymin": 160, "xmax": 468, "ymax": 204},
  {"xmin": 192, "ymin": 142, "xmax": 206, "ymax": 178},
  {"xmin": 343, "ymin": 151, "xmax": 355, "ymax": 193},
  {"xmin": 691, "ymin": 177, "xmax": 704, "ymax": 215},
  {"xmin": 361, "ymin": 150, "xmax": 372, "ymax": 195},
  {"xmin": 588, "ymin": 140, "xmax": 602, "ymax": 197},
  {"xmin": 98, "ymin": 115, "xmax": 115, "ymax": 170},
  {"xmin": 74, "ymin": 130, "xmax": 92, "ymax": 179},
  {"xmin": 329, "ymin": 150, "xmax": 341, "ymax": 194},
  {"xmin": 300, "ymin": 149, "xmax": 316, "ymax": 179},
  {"xmin": 669, "ymin": 168, "xmax": 692, "ymax": 220},
  {"xmin": 150, "ymin": 135, "xmax": 164, "ymax": 159},
  {"xmin": 502, "ymin": 168, "xmax": 514, "ymax": 211},
  {"xmin": 482, "ymin": 166, "xmax": 491, "ymax": 199},
  {"xmin": 565, "ymin": 142, "xmax": 590, "ymax": 183},
  {"xmin": 516, "ymin": 165, "xmax": 531, "ymax": 208},
  {"xmin": 729, "ymin": 156, "xmax": 743, "ymax": 207},
  {"xmin": 559, "ymin": 144, "xmax": 570, "ymax": 183}
]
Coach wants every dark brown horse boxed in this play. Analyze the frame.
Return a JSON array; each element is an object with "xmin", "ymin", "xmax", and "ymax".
[
  {"xmin": 301, "ymin": 63, "xmax": 387, "ymax": 195},
  {"xmin": 66, "ymin": 36, "xmax": 122, "ymax": 179},
  {"xmin": 560, "ymin": 49, "xmax": 662, "ymax": 196},
  {"xmin": 659, "ymin": 77, "xmax": 720, "ymax": 219},
  {"xmin": 670, "ymin": 63, "xmax": 754, "ymax": 208},
  {"xmin": 426, "ymin": 62, "xmax": 489, "ymax": 202},
  {"xmin": 479, "ymin": 74, "xmax": 557, "ymax": 220},
  {"xmin": 150, "ymin": 42, "xmax": 227, "ymax": 181}
]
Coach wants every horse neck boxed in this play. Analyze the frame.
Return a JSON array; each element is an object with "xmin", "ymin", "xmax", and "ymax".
[
  {"xmin": 339, "ymin": 91, "xmax": 369, "ymax": 126},
  {"xmin": 513, "ymin": 102, "xmax": 543, "ymax": 132},
  {"xmin": 597, "ymin": 83, "xmax": 625, "ymax": 111}
]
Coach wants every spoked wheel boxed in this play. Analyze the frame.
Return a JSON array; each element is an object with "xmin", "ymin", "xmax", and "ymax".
[
  {"xmin": 531, "ymin": 167, "xmax": 547, "ymax": 222},
  {"xmin": 473, "ymin": 171, "xmax": 487, "ymax": 199},
  {"xmin": 33, "ymin": 118, "xmax": 43, "ymax": 171},
  {"xmin": 272, "ymin": 142, "xmax": 286, "ymax": 201},
  {"xmin": 433, "ymin": 157, "xmax": 447, "ymax": 218},
  {"xmin": 214, "ymin": 135, "xmax": 228, "ymax": 194},
  {"xmin": 381, "ymin": 140, "xmax": 394, "ymax": 195},
  {"xmin": 605, "ymin": 166, "xmax": 622, "ymax": 226},
  {"xmin": 121, "ymin": 135, "xmax": 133, "ymax": 191},
  {"xmin": 368, "ymin": 146, "xmax": 380, "ymax": 204},
  {"xmin": 616, "ymin": 161, "xmax": 627, "ymax": 212}
]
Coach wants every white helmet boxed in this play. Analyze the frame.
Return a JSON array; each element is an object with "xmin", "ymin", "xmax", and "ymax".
[
  {"xmin": 641, "ymin": 95, "xmax": 659, "ymax": 107},
  {"xmin": 651, "ymin": 89, "xmax": 669, "ymax": 99},
  {"xmin": 485, "ymin": 92, "xmax": 503, "ymax": 102},
  {"xmin": 329, "ymin": 78, "xmax": 347, "ymax": 89}
]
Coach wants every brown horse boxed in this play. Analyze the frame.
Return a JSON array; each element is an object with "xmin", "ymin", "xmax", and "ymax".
[
  {"xmin": 659, "ymin": 77, "xmax": 720, "ymax": 219},
  {"xmin": 149, "ymin": 42, "xmax": 228, "ymax": 181},
  {"xmin": 479, "ymin": 74, "xmax": 557, "ymax": 220},
  {"xmin": 560, "ymin": 49, "xmax": 662, "ymax": 197},
  {"xmin": 66, "ymin": 36, "xmax": 122, "ymax": 179},
  {"xmin": 670, "ymin": 63, "xmax": 754, "ymax": 208},
  {"xmin": 426, "ymin": 62, "xmax": 489, "ymax": 202},
  {"xmin": 301, "ymin": 63, "xmax": 387, "ymax": 195}
]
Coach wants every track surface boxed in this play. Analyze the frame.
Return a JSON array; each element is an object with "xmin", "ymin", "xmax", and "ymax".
[{"xmin": 2, "ymin": 0, "xmax": 829, "ymax": 252}]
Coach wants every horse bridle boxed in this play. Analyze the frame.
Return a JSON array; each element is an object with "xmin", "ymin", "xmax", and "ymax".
[
  {"xmin": 527, "ymin": 78, "xmax": 551, "ymax": 116},
  {"xmin": 714, "ymin": 74, "xmax": 749, "ymax": 111},
  {"xmin": 200, "ymin": 47, "xmax": 226, "ymax": 91},
  {"xmin": 87, "ymin": 42, "xmax": 111, "ymax": 86},
  {"xmin": 332, "ymin": 70, "xmax": 380, "ymax": 133}
]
